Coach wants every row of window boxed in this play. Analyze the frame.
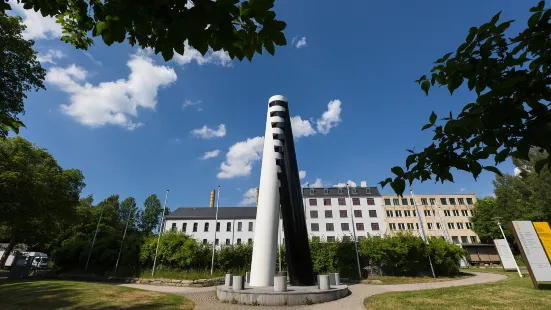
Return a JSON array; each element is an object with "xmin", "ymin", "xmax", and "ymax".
[
  {"xmin": 309, "ymin": 209, "xmax": 377, "ymax": 219},
  {"xmin": 452, "ymin": 236, "xmax": 478, "ymax": 244},
  {"xmin": 203, "ymin": 238, "xmax": 253, "ymax": 246},
  {"xmin": 171, "ymin": 221, "xmax": 253, "ymax": 233},
  {"xmin": 309, "ymin": 197, "xmax": 375, "ymax": 206},
  {"xmin": 310, "ymin": 222, "xmax": 379, "ymax": 232},
  {"xmin": 308, "ymin": 188, "xmax": 371, "ymax": 195},
  {"xmin": 386, "ymin": 209, "xmax": 471, "ymax": 217},
  {"xmin": 388, "ymin": 222, "xmax": 473, "ymax": 230},
  {"xmin": 384, "ymin": 197, "xmax": 474, "ymax": 206}
]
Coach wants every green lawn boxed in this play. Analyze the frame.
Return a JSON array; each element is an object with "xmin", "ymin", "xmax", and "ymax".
[
  {"xmin": 364, "ymin": 273, "xmax": 471, "ymax": 285},
  {"xmin": 138, "ymin": 268, "xmax": 245, "ymax": 280},
  {"xmin": 0, "ymin": 280, "xmax": 194, "ymax": 310},
  {"xmin": 364, "ymin": 269, "xmax": 551, "ymax": 310}
]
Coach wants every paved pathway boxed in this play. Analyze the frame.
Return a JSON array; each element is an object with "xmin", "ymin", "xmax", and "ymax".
[{"xmin": 121, "ymin": 272, "xmax": 507, "ymax": 310}]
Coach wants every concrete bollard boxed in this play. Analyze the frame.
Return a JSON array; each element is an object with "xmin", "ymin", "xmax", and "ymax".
[
  {"xmin": 274, "ymin": 276, "xmax": 287, "ymax": 292},
  {"xmin": 225, "ymin": 274, "xmax": 233, "ymax": 287},
  {"xmin": 329, "ymin": 273, "xmax": 336, "ymax": 285},
  {"xmin": 278, "ymin": 271, "xmax": 287, "ymax": 278},
  {"xmin": 333, "ymin": 273, "xmax": 340, "ymax": 285},
  {"xmin": 316, "ymin": 274, "xmax": 320, "ymax": 289},
  {"xmin": 232, "ymin": 275, "xmax": 244, "ymax": 291},
  {"xmin": 246, "ymin": 272, "xmax": 251, "ymax": 283},
  {"xmin": 319, "ymin": 275, "xmax": 330, "ymax": 291}
]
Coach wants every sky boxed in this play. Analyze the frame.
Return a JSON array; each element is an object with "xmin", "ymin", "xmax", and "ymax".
[{"xmin": 8, "ymin": 0, "xmax": 537, "ymax": 212}]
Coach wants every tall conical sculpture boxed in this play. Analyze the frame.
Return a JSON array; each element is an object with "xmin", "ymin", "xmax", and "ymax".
[{"xmin": 250, "ymin": 95, "xmax": 315, "ymax": 287}]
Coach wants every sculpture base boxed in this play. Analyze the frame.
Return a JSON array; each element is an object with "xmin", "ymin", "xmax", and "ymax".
[{"xmin": 216, "ymin": 283, "xmax": 349, "ymax": 306}]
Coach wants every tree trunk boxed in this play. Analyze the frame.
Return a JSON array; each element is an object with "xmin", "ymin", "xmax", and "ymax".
[{"xmin": 0, "ymin": 234, "xmax": 17, "ymax": 269}]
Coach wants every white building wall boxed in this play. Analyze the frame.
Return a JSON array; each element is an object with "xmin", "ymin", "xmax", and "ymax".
[{"xmin": 165, "ymin": 218, "xmax": 257, "ymax": 247}]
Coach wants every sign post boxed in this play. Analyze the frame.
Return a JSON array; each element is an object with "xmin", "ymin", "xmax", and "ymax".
[
  {"xmin": 493, "ymin": 239, "xmax": 519, "ymax": 272},
  {"xmin": 533, "ymin": 222, "xmax": 551, "ymax": 261}
]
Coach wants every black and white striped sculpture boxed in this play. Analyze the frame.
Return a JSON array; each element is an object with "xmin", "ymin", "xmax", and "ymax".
[{"xmin": 250, "ymin": 95, "xmax": 315, "ymax": 287}]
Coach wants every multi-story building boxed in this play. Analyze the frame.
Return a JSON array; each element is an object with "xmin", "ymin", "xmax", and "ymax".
[{"xmin": 381, "ymin": 193, "xmax": 479, "ymax": 244}]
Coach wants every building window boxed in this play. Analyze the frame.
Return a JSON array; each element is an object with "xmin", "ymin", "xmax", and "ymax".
[
  {"xmin": 356, "ymin": 223, "xmax": 365, "ymax": 231},
  {"xmin": 415, "ymin": 223, "xmax": 419, "ymax": 229},
  {"xmin": 224, "ymin": 239, "xmax": 229, "ymax": 245},
  {"xmin": 458, "ymin": 198, "xmax": 465, "ymax": 205},
  {"xmin": 457, "ymin": 223, "xmax": 464, "ymax": 229},
  {"xmin": 182, "ymin": 223, "xmax": 187, "ymax": 232},
  {"xmin": 366, "ymin": 188, "xmax": 371, "ymax": 194},
  {"xmin": 238, "ymin": 222, "xmax": 242, "ymax": 231},
  {"xmin": 448, "ymin": 223, "xmax": 455, "ymax": 229},
  {"xmin": 421, "ymin": 198, "xmax": 428, "ymax": 205},
  {"xmin": 324, "ymin": 198, "xmax": 332, "ymax": 206},
  {"xmin": 466, "ymin": 198, "xmax": 473, "ymax": 205},
  {"xmin": 407, "ymin": 223, "xmax": 414, "ymax": 230},
  {"xmin": 341, "ymin": 223, "xmax": 350, "ymax": 231},
  {"xmin": 466, "ymin": 222, "xmax": 473, "ymax": 229},
  {"xmin": 461, "ymin": 210, "xmax": 468, "ymax": 216},
  {"xmin": 310, "ymin": 188, "xmax": 315, "ymax": 195},
  {"xmin": 326, "ymin": 223, "xmax": 335, "ymax": 231},
  {"xmin": 311, "ymin": 223, "xmax": 319, "ymax": 231},
  {"xmin": 226, "ymin": 222, "xmax": 231, "ymax": 232},
  {"xmin": 352, "ymin": 198, "xmax": 360, "ymax": 205},
  {"xmin": 452, "ymin": 236, "xmax": 459, "ymax": 244},
  {"xmin": 413, "ymin": 210, "xmax": 417, "ymax": 216},
  {"xmin": 171, "ymin": 223, "xmax": 177, "ymax": 231},
  {"xmin": 389, "ymin": 223, "xmax": 397, "ymax": 230},
  {"xmin": 327, "ymin": 236, "xmax": 336, "ymax": 242},
  {"xmin": 410, "ymin": 198, "xmax": 415, "ymax": 205},
  {"xmin": 470, "ymin": 236, "xmax": 478, "ymax": 243},
  {"xmin": 429, "ymin": 198, "xmax": 436, "ymax": 205},
  {"xmin": 398, "ymin": 223, "xmax": 405, "ymax": 230},
  {"xmin": 436, "ymin": 223, "xmax": 441, "ymax": 229},
  {"xmin": 324, "ymin": 188, "xmax": 329, "ymax": 195},
  {"xmin": 204, "ymin": 223, "xmax": 209, "ymax": 232},
  {"xmin": 309, "ymin": 199, "xmax": 318, "ymax": 206},
  {"xmin": 338, "ymin": 188, "xmax": 344, "ymax": 194},
  {"xmin": 395, "ymin": 210, "xmax": 402, "ymax": 217},
  {"xmin": 352, "ymin": 188, "xmax": 357, "ymax": 194},
  {"xmin": 202, "ymin": 239, "xmax": 207, "ymax": 245},
  {"xmin": 310, "ymin": 210, "xmax": 318, "ymax": 218},
  {"xmin": 440, "ymin": 198, "xmax": 448, "ymax": 205},
  {"xmin": 193, "ymin": 223, "xmax": 198, "ymax": 232},
  {"xmin": 339, "ymin": 210, "xmax": 347, "ymax": 218},
  {"xmin": 393, "ymin": 198, "xmax": 400, "ymax": 205},
  {"xmin": 354, "ymin": 210, "xmax": 362, "ymax": 217},
  {"xmin": 449, "ymin": 198, "xmax": 456, "ymax": 205},
  {"xmin": 404, "ymin": 210, "xmax": 411, "ymax": 217},
  {"xmin": 215, "ymin": 239, "xmax": 219, "ymax": 245},
  {"xmin": 371, "ymin": 223, "xmax": 380, "ymax": 231},
  {"xmin": 444, "ymin": 210, "xmax": 451, "ymax": 216},
  {"xmin": 386, "ymin": 210, "xmax": 394, "ymax": 217},
  {"xmin": 427, "ymin": 223, "xmax": 433, "ymax": 230},
  {"xmin": 248, "ymin": 238, "xmax": 253, "ymax": 244},
  {"xmin": 384, "ymin": 199, "xmax": 391, "ymax": 205},
  {"xmin": 402, "ymin": 198, "xmax": 408, "ymax": 205},
  {"xmin": 338, "ymin": 198, "xmax": 346, "ymax": 205},
  {"xmin": 424, "ymin": 210, "xmax": 431, "ymax": 216},
  {"xmin": 453, "ymin": 210, "xmax": 460, "ymax": 216},
  {"xmin": 367, "ymin": 198, "xmax": 375, "ymax": 205},
  {"xmin": 237, "ymin": 238, "xmax": 242, "ymax": 245},
  {"xmin": 325, "ymin": 210, "xmax": 333, "ymax": 218},
  {"xmin": 248, "ymin": 222, "xmax": 253, "ymax": 232},
  {"xmin": 369, "ymin": 210, "xmax": 377, "ymax": 218}
]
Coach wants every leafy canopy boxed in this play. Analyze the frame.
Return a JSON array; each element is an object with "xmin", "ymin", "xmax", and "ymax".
[
  {"xmin": 381, "ymin": 1, "xmax": 551, "ymax": 195},
  {"xmin": 3, "ymin": 0, "xmax": 287, "ymax": 61}
]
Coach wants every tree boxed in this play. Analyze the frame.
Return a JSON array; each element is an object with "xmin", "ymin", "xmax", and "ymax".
[
  {"xmin": 0, "ymin": 137, "xmax": 85, "ymax": 268},
  {"xmin": 471, "ymin": 197, "xmax": 502, "ymax": 243},
  {"xmin": 382, "ymin": 1, "xmax": 551, "ymax": 195},
  {"xmin": 119, "ymin": 197, "xmax": 138, "ymax": 229},
  {"xmin": 138, "ymin": 194, "xmax": 163, "ymax": 234},
  {"xmin": 0, "ymin": 13, "xmax": 46, "ymax": 137},
  {"xmin": 3, "ymin": 0, "xmax": 287, "ymax": 62}
]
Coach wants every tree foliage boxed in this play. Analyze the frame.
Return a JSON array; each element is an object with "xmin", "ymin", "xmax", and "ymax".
[
  {"xmin": 0, "ymin": 13, "xmax": 46, "ymax": 137},
  {"xmin": 138, "ymin": 194, "xmax": 163, "ymax": 234},
  {"xmin": 382, "ymin": 1, "xmax": 551, "ymax": 195},
  {"xmin": 4, "ymin": 0, "xmax": 287, "ymax": 61}
]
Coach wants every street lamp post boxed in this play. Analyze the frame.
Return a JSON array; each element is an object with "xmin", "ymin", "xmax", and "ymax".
[
  {"xmin": 152, "ymin": 190, "xmax": 169, "ymax": 277},
  {"xmin": 210, "ymin": 185, "xmax": 221, "ymax": 275},
  {"xmin": 346, "ymin": 184, "xmax": 362, "ymax": 280}
]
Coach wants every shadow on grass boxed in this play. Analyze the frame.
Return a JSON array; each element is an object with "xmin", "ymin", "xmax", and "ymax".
[{"xmin": 538, "ymin": 283, "xmax": 551, "ymax": 290}]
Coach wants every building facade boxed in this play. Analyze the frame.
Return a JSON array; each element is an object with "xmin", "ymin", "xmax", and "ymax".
[{"xmin": 381, "ymin": 193, "xmax": 480, "ymax": 244}]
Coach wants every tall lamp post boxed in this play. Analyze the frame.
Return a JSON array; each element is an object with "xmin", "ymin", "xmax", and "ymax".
[
  {"xmin": 152, "ymin": 189, "xmax": 169, "ymax": 277},
  {"xmin": 410, "ymin": 188, "xmax": 436, "ymax": 278},
  {"xmin": 211, "ymin": 185, "xmax": 221, "ymax": 275},
  {"xmin": 346, "ymin": 183, "xmax": 362, "ymax": 280},
  {"xmin": 494, "ymin": 217, "xmax": 523, "ymax": 278}
]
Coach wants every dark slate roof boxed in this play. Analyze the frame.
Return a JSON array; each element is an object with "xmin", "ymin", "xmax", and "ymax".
[
  {"xmin": 166, "ymin": 207, "xmax": 257, "ymax": 220},
  {"xmin": 301, "ymin": 187, "xmax": 381, "ymax": 198}
]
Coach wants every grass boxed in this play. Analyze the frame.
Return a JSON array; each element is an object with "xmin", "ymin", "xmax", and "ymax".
[
  {"xmin": 0, "ymin": 280, "xmax": 194, "ymax": 310},
  {"xmin": 138, "ymin": 268, "xmax": 245, "ymax": 280},
  {"xmin": 364, "ymin": 273, "xmax": 471, "ymax": 285},
  {"xmin": 364, "ymin": 268, "xmax": 551, "ymax": 310}
]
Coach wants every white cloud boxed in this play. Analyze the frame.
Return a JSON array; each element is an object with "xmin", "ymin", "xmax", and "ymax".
[
  {"xmin": 182, "ymin": 99, "xmax": 202, "ymax": 111},
  {"xmin": 84, "ymin": 52, "xmax": 102, "ymax": 66},
  {"xmin": 311, "ymin": 178, "xmax": 323, "ymax": 187},
  {"xmin": 9, "ymin": 0, "xmax": 62, "ymax": 40},
  {"xmin": 299, "ymin": 170, "xmax": 307, "ymax": 180},
  {"xmin": 460, "ymin": 187, "xmax": 466, "ymax": 192},
  {"xmin": 360, "ymin": 181, "xmax": 367, "ymax": 187},
  {"xmin": 46, "ymin": 53, "xmax": 177, "ymax": 130},
  {"xmin": 293, "ymin": 37, "xmax": 307, "ymax": 49},
  {"xmin": 36, "ymin": 49, "xmax": 65, "ymax": 65},
  {"xmin": 239, "ymin": 188, "xmax": 258, "ymax": 206},
  {"xmin": 334, "ymin": 180, "xmax": 357, "ymax": 188},
  {"xmin": 317, "ymin": 99, "xmax": 342, "ymax": 134},
  {"xmin": 201, "ymin": 149, "xmax": 220, "ymax": 160},
  {"xmin": 218, "ymin": 136, "xmax": 264, "ymax": 179},
  {"xmin": 191, "ymin": 124, "xmax": 226, "ymax": 139},
  {"xmin": 514, "ymin": 167, "xmax": 521, "ymax": 176},
  {"xmin": 291, "ymin": 116, "xmax": 316, "ymax": 138},
  {"xmin": 173, "ymin": 41, "xmax": 232, "ymax": 67}
]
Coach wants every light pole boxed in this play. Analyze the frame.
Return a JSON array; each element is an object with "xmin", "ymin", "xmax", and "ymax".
[
  {"xmin": 211, "ymin": 185, "xmax": 221, "ymax": 275},
  {"xmin": 410, "ymin": 188, "xmax": 436, "ymax": 278},
  {"xmin": 346, "ymin": 183, "xmax": 362, "ymax": 280},
  {"xmin": 115, "ymin": 202, "xmax": 134, "ymax": 273},
  {"xmin": 85, "ymin": 202, "xmax": 105, "ymax": 272},
  {"xmin": 494, "ymin": 217, "xmax": 523, "ymax": 277},
  {"xmin": 152, "ymin": 190, "xmax": 169, "ymax": 277}
]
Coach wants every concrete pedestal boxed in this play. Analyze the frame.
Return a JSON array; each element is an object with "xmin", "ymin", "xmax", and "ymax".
[
  {"xmin": 333, "ymin": 273, "xmax": 340, "ymax": 285},
  {"xmin": 319, "ymin": 275, "xmax": 330, "ymax": 291},
  {"xmin": 225, "ymin": 274, "xmax": 233, "ymax": 287},
  {"xmin": 246, "ymin": 272, "xmax": 251, "ymax": 283},
  {"xmin": 274, "ymin": 276, "xmax": 287, "ymax": 292},
  {"xmin": 233, "ymin": 276, "xmax": 244, "ymax": 291},
  {"xmin": 278, "ymin": 271, "xmax": 287, "ymax": 278}
]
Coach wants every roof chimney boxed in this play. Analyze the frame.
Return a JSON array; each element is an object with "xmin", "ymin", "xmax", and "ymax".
[
  {"xmin": 210, "ymin": 189, "xmax": 216, "ymax": 208},
  {"xmin": 256, "ymin": 188, "xmax": 260, "ymax": 206}
]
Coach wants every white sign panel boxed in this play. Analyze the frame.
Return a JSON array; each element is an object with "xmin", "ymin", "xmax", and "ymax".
[
  {"xmin": 512, "ymin": 221, "xmax": 551, "ymax": 282},
  {"xmin": 494, "ymin": 239, "xmax": 517, "ymax": 271}
]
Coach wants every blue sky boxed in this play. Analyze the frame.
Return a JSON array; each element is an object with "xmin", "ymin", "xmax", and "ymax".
[{"xmin": 10, "ymin": 0, "xmax": 536, "ymax": 211}]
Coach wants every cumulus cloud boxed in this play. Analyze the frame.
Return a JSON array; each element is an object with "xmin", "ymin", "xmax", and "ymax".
[
  {"xmin": 514, "ymin": 167, "xmax": 521, "ymax": 176},
  {"xmin": 191, "ymin": 124, "xmax": 226, "ymax": 139},
  {"xmin": 334, "ymin": 180, "xmax": 357, "ymax": 188},
  {"xmin": 299, "ymin": 170, "xmax": 307, "ymax": 180},
  {"xmin": 46, "ymin": 54, "xmax": 177, "ymax": 130},
  {"xmin": 291, "ymin": 116, "xmax": 316, "ymax": 138},
  {"xmin": 9, "ymin": 0, "xmax": 62, "ymax": 40},
  {"xmin": 182, "ymin": 99, "xmax": 202, "ymax": 111},
  {"xmin": 317, "ymin": 99, "xmax": 342, "ymax": 134},
  {"xmin": 239, "ymin": 188, "xmax": 258, "ymax": 206},
  {"xmin": 173, "ymin": 41, "xmax": 232, "ymax": 67},
  {"xmin": 360, "ymin": 181, "xmax": 367, "ymax": 187},
  {"xmin": 218, "ymin": 136, "xmax": 264, "ymax": 179},
  {"xmin": 311, "ymin": 178, "xmax": 323, "ymax": 187},
  {"xmin": 36, "ymin": 49, "xmax": 65, "ymax": 65},
  {"xmin": 201, "ymin": 149, "xmax": 220, "ymax": 160},
  {"xmin": 293, "ymin": 37, "xmax": 307, "ymax": 49}
]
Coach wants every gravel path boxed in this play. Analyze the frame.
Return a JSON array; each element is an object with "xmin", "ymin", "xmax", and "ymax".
[{"xmin": 121, "ymin": 272, "xmax": 507, "ymax": 310}]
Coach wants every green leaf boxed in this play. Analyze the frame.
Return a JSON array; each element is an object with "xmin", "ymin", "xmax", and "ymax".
[
  {"xmin": 264, "ymin": 40, "xmax": 275, "ymax": 55},
  {"xmin": 95, "ymin": 21, "xmax": 108, "ymax": 35},
  {"xmin": 0, "ymin": 1, "xmax": 11, "ymax": 13},
  {"xmin": 406, "ymin": 154, "xmax": 416, "ymax": 168},
  {"xmin": 495, "ymin": 149, "xmax": 509, "ymax": 163},
  {"xmin": 379, "ymin": 178, "xmax": 392, "ymax": 188},
  {"xmin": 421, "ymin": 80, "xmax": 430, "ymax": 95},
  {"xmin": 490, "ymin": 11, "xmax": 501, "ymax": 24},
  {"xmin": 429, "ymin": 111, "xmax": 437, "ymax": 124},
  {"xmin": 422, "ymin": 123, "xmax": 432, "ymax": 131},
  {"xmin": 535, "ymin": 158, "xmax": 548, "ymax": 174},
  {"xmin": 390, "ymin": 178, "xmax": 406, "ymax": 196},
  {"xmin": 528, "ymin": 12, "xmax": 542, "ymax": 27},
  {"xmin": 391, "ymin": 166, "xmax": 405, "ymax": 177},
  {"xmin": 483, "ymin": 166, "xmax": 503, "ymax": 176},
  {"xmin": 161, "ymin": 48, "xmax": 174, "ymax": 61}
]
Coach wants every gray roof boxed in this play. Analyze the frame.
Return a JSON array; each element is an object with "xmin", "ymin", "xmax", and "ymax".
[
  {"xmin": 302, "ymin": 187, "xmax": 381, "ymax": 198},
  {"xmin": 166, "ymin": 207, "xmax": 257, "ymax": 220}
]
